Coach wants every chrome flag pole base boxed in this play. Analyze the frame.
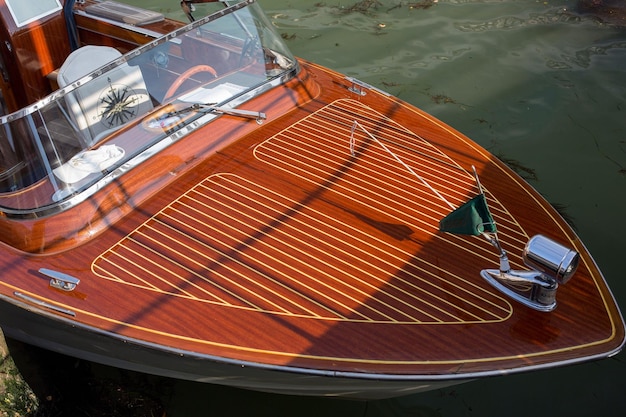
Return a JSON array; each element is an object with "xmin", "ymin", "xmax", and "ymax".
[
  {"xmin": 481, "ymin": 268, "xmax": 558, "ymax": 312},
  {"xmin": 480, "ymin": 235, "xmax": 580, "ymax": 312}
]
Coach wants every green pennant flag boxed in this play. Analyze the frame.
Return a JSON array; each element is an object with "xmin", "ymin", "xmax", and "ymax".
[{"xmin": 439, "ymin": 194, "xmax": 497, "ymax": 236}]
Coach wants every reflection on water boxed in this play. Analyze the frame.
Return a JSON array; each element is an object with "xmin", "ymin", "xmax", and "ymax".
[{"xmin": 6, "ymin": 0, "xmax": 626, "ymax": 416}]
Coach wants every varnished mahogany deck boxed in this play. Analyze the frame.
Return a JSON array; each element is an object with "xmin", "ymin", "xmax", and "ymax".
[{"xmin": 93, "ymin": 99, "xmax": 515, "ymax": 324}]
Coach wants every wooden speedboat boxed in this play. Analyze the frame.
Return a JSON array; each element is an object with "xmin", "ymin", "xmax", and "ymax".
[{"xmin": 0, "ymin": 0, "xmax": 623, "ymax": 399}]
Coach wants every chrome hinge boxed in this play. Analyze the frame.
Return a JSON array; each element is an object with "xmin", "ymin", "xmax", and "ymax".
[{"xmin": 345, "ymin": 77, "xmax": 391, "ymax": 97}]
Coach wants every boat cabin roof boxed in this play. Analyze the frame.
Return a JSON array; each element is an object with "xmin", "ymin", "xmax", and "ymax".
[{"xmin": 0, "ymin": 0, "xmax": 297, "ymax": 216}]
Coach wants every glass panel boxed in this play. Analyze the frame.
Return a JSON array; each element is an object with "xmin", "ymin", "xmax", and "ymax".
[
  {"xmin": 5, "ymin": 0, "xmax": 62, "ymax": 27},
  {"xmin": 0, "ymin": 0, "xmax": 297, "ymax": 215}
]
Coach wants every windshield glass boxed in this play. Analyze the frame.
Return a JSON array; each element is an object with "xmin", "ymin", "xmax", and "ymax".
[{"xmin": 0, "ymin": 0, "xmax": 296, "ymax": 215}]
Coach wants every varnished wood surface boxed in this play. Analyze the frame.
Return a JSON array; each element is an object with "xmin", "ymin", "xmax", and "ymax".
[
  {"xmin": 0, "ymin": 0, "xmax": 71, "ymax": 111},
  {"xmin": 0, "ymin": 57, "xmax": 622, "ymax": 378},
  {"xmin": 92, "ymin": 100, "xmax": 515, "ymax": 324},
  {"xmin": 74, "ymin": 0, "xmax": 184, "ymax": 52}
]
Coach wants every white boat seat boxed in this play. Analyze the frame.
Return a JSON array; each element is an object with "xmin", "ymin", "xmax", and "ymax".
[{"xmin": 57, "ymin": 45, "xmax": 153, "ymax": 146}]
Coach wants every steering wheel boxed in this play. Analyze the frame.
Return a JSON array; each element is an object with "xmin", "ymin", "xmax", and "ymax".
[
  {"xmin": 163, "ymin": 65, "xmax": 218, "ymax": 101},
  {"xmin": 239, "ymin": 36, "xmax": 261, "ymax": 67}
]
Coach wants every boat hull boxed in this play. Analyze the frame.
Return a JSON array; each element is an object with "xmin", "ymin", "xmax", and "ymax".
[{"xmin": 0, "ymin": 296, "xmax": 467, "ymax": 399}]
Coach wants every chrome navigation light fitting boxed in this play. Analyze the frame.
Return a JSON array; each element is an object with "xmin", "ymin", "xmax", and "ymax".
[
  {"xmin": 481, "ymin": 235, "xmax": 580, "ymax": 312},
  {"xmin": 523, "ymin": 235, "xmax": 580, "ymax": 285}
]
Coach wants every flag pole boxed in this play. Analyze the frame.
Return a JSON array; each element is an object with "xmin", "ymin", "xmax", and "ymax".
[{"xmin": 472, "ymin": 166, "xmax": 510, "ymax": 273}]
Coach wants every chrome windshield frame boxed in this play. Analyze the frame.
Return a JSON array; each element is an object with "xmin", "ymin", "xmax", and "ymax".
[{"xmin": 0, "ymin": 0, "xmax": 299, "ymax": 218}]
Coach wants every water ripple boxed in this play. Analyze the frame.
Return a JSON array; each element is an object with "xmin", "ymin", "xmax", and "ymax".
[
  {"xmin": 455, "ymin": 8, "xmax": 582, "ymax": 32},
  {"xmin": 553, "ymin": 40, "xmax": 626, "ymax": 69}
]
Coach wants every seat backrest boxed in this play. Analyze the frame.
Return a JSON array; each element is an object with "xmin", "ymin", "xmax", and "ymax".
[{"xmin": 57, "ymin": 45, "xmax": 153, "ymax": 146}]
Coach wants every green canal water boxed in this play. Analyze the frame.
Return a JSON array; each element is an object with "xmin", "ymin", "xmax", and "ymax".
[{"xmin": 5, "ymin": 1, "xmax": 626, "ymax": 416}]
